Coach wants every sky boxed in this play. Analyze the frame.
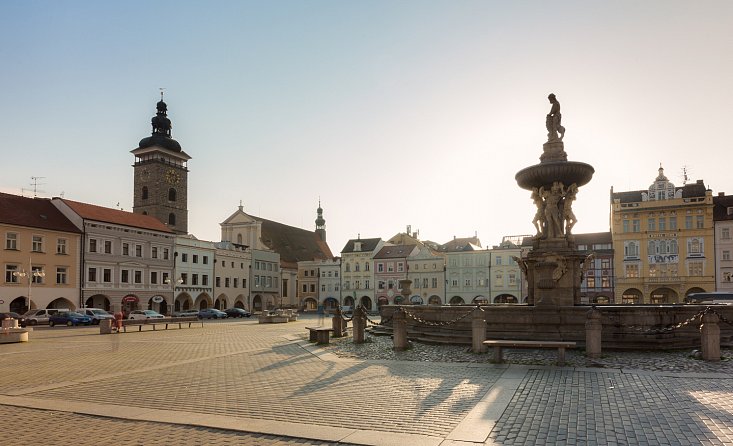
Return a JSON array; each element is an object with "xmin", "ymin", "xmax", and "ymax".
[{"xmin": 1, "ymin": 1, "xmax": 731, "ymax": 254}]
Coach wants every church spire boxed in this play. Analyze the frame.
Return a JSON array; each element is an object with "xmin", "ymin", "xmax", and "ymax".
[{"xmin": 315, "ymin": 199, "xmax": 326, "ymax": 243}]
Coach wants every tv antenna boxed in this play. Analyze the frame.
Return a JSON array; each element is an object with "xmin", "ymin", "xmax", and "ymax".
[{"xmin": 30, "ymin": 176, "xmax": 46, "ymax": 198}]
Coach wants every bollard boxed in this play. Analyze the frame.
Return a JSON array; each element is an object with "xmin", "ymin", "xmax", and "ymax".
[
  {"xmin": 700, "ymin": 311, "xmax": 720, "ymax": 362},
  {"xmin": 471, "ymin": 307, "xmax": 487, "ymax": 353},
  {"xmin": 332, "ymin": 307, "xmax": 344, "ymax": 338},
  {"xmin": 585, "ymin": 306, "xmax": 602, "ymax": 359},
  {"xmin": 353, "ymin": 306, "xmax": 366, "ymax": 344},
  {"xmin": 99, "ymin": 319, "xmax": 113, "ymax": 335},
  {"xmin": 393, "ymin": 308, "xmax": 409, "ymax": 351}
]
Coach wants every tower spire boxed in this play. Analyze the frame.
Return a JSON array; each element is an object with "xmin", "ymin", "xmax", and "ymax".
[{"xmin": 315, "ymin": 199, "xmax": 326, "ymax": 243}]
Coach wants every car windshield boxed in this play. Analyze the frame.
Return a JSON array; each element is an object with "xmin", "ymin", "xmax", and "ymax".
[
  {"xmin": 91, "ymin": 310, "xmax": 109, "ymax": 315},
  {"xmin": 144, "ymin": 311, "xmax": 158, "ymax": 315},
  {"xmin": 67, "ymin": 312, "xmax": 83, "ymax": 317}
]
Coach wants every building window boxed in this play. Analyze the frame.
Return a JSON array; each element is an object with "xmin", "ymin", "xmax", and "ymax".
[
  {"xmin": 586, "ymin": 276, "xmax": 596, "ymax": 288},
  {"xmin": 310, "ymin": 284, "xmax": 316, "ymax": 293},
  {"xmin": 422, "ymin": 278, "xmax": 428, "ymax": 288},
  {"xmin": 216, "ymin": 277, "xmax": 221, "ymax": 287},
  {"xmin": 225, "ymin": 277, "xmax": 230, "ymax": 287},
  {"xmin": 203, "ymin": 256, "xmax": 208, "ymax": 264},
  {"xmin": 685, "ymin": 216, "xmax": 693, "ymax": 229},
  {"xmin": 181, "ymin": 273, "xmax": 188, "ymax": 285},
  {"xmin": 203, "ymin": 275, "xmax": 208, "ymax": 286},
  {"xmin": 647, "ymin": 218, "xmax": 656, "ymax": 231},
  {"xmin": 103, "ymin": 268, "xmax": 111, "ymax": 282},
  {"xmin": 5, "ymin": 264, "xmax": 19, "ymax": 283},
  {"xmin": 659, "ymin": 217, "xmax": 666, "ymax": 231},
  {"xmin": 496, "ymin": 256, "xmax": 503, "ymax": 265},
  {"xmin": 168, "ymin": 213, "xmax": 176, "ymax": 226},
  {"xmin": 624, "ymin": 241, "xmax": 639, "ymax": 259},
  {"xmin": 142, "ymin": 186, "xmax": 148, "ymax": 200},
  {"xmin": 670, "ymin": 217, "xmax": 677, "ymax": 230},
  {"xmin": 88, "ymin": 268, "xmax": 97, "ymax": 282},
  {"xmin": 89, "ymin": 239, "xmax": 97, "ymax": 253},
  {"xmin": 163, "ymin": 248, "xmax": 169, "ymax": 260},
  {"xmin": 723, "ymin": 251, "xmax": 731, "ymax": 261},
  {"xmin": 5, "ymin": 232, "xmax": 18, "ymax": 250},
  {"xmin": 432, "ymin": 277, "xmax": 438, "ymax": 288},
  {"xmin": 151, "ymin": 271, "xmax": 157, "ymax": 284},
  {"xmin": 495, "ymin": 273, "xmax": 503, "ymax": 286},
  {"xmin": 723, "ymin": 228, "xmax": 731, "ymax": 240},
  {"xmin": 387, "ymin": 263, "xmax": 394, "ymax": 272},
  {"xmin": 377, "ymin": 263, "xmax": 384, "ymax": 272},
  {"xmin": 152, "ymin": 247, "xmax": 158, "ymax": 259},
  {"xmin": 304, "ymin": 270, "xmax": 309, "ymax": 277},
  {"xmin": 122, "ymin": 243, "xmax": 129, "ymax": 256},
  {"xmin": 31, "ymin": 266, "xmax": 45, "ymax": 284},
  {"xmin": 181, "ymin": 253, "xmax": 188, "ymax": 262},
  {"xmin": 121, "ymin": 270, "xmax": 129, "ymax": 283},
  {"xmin": 509, "ymin": 273, "xmax": 517, "ymax": 286},
  {"xmin": 134, "ymin": 270, "xmax": 142, "ymax": 284},
  {"xmin": 623, "ymin": 220, "xmax": 629, "ymax": 233},
  {"xmin": 56, "ymin": 238, "xmax": 67, "ymax": 254},
  {"xmin": 193, "ymin": 255, "xmax": 198, "ymax": 264},
  {"xmin": 192, "ymin": 274, "xmax": 198, "ymax": 285},
  {"xmin": 30, "ymin": 235, "xmax": 43, "ymax": 252},
  {"xmin": 601, "ymin": 277, "xmax": 611, "ymax": 288},
  {"xmin": 355, "ymin": 263, "xmax": 360, "ymax": 272},
  {"xmin": 465, "ymin": 278, "xmax": 471, "ymax": 287},
  {"xmin": 632, "ymin": 219, "xmax": 640, "ymax": 232},
  {"xmin": 168, "ymin": 188, "xmax": 177, "ymax": 201},
  {"xmin": 365, "ymin": 280, "xmax": 370, "ymax": 289},
  {"xmin": 135, "ymin": 245, "xmax": 142, "ymax": 257},
  {"xmin": 397, "ymin": 263, "xmax": 404, "ymax": 272},
  {"xmin": 233, "ymin": 278, "xmax": 238, "ymax": 288},
  {"xmin": 56, "ymin": 267, "xmax": 67, "ymax": 284},
  {"xmin": 451, "ymin": 279, "xmax": 458, "ymax": 287},
  {"xmin": 104, "ymin": 240, "xmax": 112, "ymax": 254},
  {"xmin": 687, "ymin": 238, "xmax": 703, "ymax": 256},
  {"xmin": 689, "ymin": 261, "xmax": 703, "ymax": 277},
  {"xmin": 162, "ymin": 272, "xmax": 169, "ymax": 284},
  {"xmin": 378, "ymin": 281, "xmax": 385, "ymax": 290}
]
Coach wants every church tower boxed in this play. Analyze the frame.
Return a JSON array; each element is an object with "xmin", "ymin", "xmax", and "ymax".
[
  {"xmin": 131, "ymin": 94, "xmax": 191, "ymax": 234},
  {"xmin": 315, "ymin": 200, "xmax": 326, "ymax": 243}
]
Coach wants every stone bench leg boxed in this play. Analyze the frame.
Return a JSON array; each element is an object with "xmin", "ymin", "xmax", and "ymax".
[
  {"xmin": 557, "ymin": 347, "xmax": 566, "ymax": 366},
  {"xmin": 316, "ymin": 331, "xmax": 330, "ymax": 344},
  {"xmin": 309, "ymin": 330, "xmax": 318, "ymax": 342},
  {"xmin": 492, "ymin": 346, "xmax": 504, "ymax": 364}
]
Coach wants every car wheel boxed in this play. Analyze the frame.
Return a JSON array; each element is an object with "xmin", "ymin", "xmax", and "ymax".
[
  {"xmin": 29, "ymin": 319, "xmax": 38, "ymax": 326},
  {"xmin": 213, "ymin": 315, "xmax": 218, "ymax": 319},
  {"xmin": 49, "ymin": 321, "xmax": 55, "ymax": 327},
  {"xmin": 67, "ymin": 321, "xmax": 73, "ymax": 327}
]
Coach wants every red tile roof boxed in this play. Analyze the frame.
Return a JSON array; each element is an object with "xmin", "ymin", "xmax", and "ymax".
[
  {"xmin": 0, "ymin": 193, "xmax": 81, "ymax": 233},
  {"xmin": 59, "ymin": 199, "xmax": 174, "ymax": 233}
]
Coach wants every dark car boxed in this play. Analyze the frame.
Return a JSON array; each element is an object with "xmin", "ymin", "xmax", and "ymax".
[
  {"xmin": 198, "ymin": 308, "xmax": 228, "ymax": 319},
  {"xmin": 0, "ymin": 312, "xmax": 27, "ymax": 327},
  {"xmin": 224, "ymin": 308, "xmax": 251, "ymax": 318},
  {"xmin": 48, "ymin": 311, "xmax": 92, "ymax": 327}
]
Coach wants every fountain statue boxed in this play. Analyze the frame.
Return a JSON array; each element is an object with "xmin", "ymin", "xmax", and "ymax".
[{"xmin": 515, "ymin": 94, "xmax": 595, "ymax": 306}]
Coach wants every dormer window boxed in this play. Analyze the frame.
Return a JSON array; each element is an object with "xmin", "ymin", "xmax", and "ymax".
[{"xmin": 354, "ymin": 242, "xmax": 362, "ymax": 251}]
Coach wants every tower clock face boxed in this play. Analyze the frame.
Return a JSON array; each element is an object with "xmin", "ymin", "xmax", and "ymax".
[{"xmin": 165, "ymin": 169, "xmax": 181, "ymax": 185}]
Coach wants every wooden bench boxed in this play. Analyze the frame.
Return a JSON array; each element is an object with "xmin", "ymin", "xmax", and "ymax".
[
  {"xmin": 483, "ymin": 340, "xmax": 576, "ymax": 366},
  {"xmin": 121, "ymin": 317, "xmax": 202, "ymax": 333},
  {"xmin": 306, "ymin": 326, "xmax": 333, "ymax": 344}
]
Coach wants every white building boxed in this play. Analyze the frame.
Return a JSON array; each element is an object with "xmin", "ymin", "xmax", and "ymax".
[
  {"xmin": 172, "ymin": 235, "xmax": 216, "ymax": 312},
  {"xmin": 214, "ymin": 241, "xmax": 251, "ymax": 311}
]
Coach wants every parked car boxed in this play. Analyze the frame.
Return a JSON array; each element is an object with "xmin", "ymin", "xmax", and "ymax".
[
  {"xmin": 224, "ymin": 308, "xmax": 251, "ymax": 318},
  {"xmin": 0, "ymin": 312, "xmax": 27, "ymax": 327},
  {"xmin": 128, "ymin": 310, "xmax": 165, "ymax": 320},
  {"xmin": 23, "ymin": 308, "xmax": 67, "ymax": 325},
  {"xmin": 77, "ymin": 308, "xmax": 115, "ymax": 325},
  {"xmin": 198, "ymin": 308, "xmax": 228, "ymax": 319},
  {"xmin": 172, "ymin": 309, "xmax": 200, "ymax": 318},
  {"xmin": 48, "ymin": 312, "xmax": 92, "ymax": 327}
]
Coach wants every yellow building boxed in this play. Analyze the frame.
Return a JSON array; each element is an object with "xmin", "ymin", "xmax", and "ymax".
[
  {"xmin": 1, "ymin": 193, "xmax": 82, "ymax": 313},
  {"xmin": 610, "ymin": 167, "xmax": 715, "ymax": 303}
]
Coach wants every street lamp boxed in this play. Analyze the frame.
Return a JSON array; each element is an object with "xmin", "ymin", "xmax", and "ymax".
[
  {"xmin": 164, "ymin": 276, "xmax": 183, "ymax": 315},
  {"xmin": 13, "ymin": 268, "xmax": 44, "ymax": 313}
]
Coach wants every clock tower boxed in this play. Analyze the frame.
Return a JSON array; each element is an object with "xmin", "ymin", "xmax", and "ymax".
[{"xmin": 131, "ymin": 95, "xmax": 191, "ymax": 234}]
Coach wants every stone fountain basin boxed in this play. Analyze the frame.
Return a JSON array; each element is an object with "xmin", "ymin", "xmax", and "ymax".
[{"xmin": 516, "ymin": 161, "xmax": 594, "ymax": 190}]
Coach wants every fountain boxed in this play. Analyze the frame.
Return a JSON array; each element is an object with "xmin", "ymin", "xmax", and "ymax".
[{"xmin": 514, "ymin": 93, "xmax": 595, "ymax": 306}]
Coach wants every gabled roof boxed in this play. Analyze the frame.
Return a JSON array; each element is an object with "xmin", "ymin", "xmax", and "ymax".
[
  {"xmin": 59, "ymin": 199, "xmax": 174, "ymax": 233},
  {"xmin": 714, "ymin": 194, "xmax": 733, "ymax": 221},
  {"xmin": 0, "ymin": 193, "xmax": 80, "ymax": 233},
  {"xmin": 256, "ymin": 216, "xmax": 333, "ymax": 266},
  {"xmin": 437, "ymin": 236, "xmax": 482, "ymax": 252},
  {"xmin": 341, "ymin": 238, "xmax": 382, "ymax": 253},
  {"xmin": 374, "ymin": 245, "xmax": 418, "ymax": 259}
]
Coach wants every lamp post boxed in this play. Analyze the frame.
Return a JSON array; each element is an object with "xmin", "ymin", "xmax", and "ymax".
[
  {"xmin": 13, "ymin": 268, "xmax": 44, "ymax": 313},
  {"xmin": 164, "ymin": 276, "xmax": 183, "ymax": 315}
]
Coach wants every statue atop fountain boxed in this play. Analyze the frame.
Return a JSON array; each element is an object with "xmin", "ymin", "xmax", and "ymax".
[{"xmin": 515, "ymin": 94, "xmax": 595, "ymax": 306}]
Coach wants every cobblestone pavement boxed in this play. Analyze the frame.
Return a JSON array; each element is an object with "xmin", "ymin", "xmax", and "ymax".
[
  {"xmin": 1, "ymin": 404, "xmax": 353, "ymax": 446},
  {"xmin": 3, "ymin": 317, "xmax": 733, "ymax": 445}
]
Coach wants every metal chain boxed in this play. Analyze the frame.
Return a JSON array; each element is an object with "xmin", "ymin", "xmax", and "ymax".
[
  {"xmin": 400, "ymin": 305, "xmax": 477, "ymax": 327},
  {"xmin": 705, "ymin": 307, "xmax": 733, "ymax": 327},
  {"xmin": 604, "ymin": 309, "xmax": 706, "ymax": 335}
]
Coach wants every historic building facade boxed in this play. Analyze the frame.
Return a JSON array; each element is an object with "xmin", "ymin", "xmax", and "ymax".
[
  {"xmin": 714, "ymin": 193, "xmax": 733, "ymax": 293},
  {"xmin": 172, "ymin": 235, "xmax": 216, "ymax": 313},
  {"xmin": 1, "ymin": 193, "xmax": 82, "ymax": 313},
  {"xmin": 406, "ymin": 246, "xmax": 445, "ymax": 305},
  {"xmin": 610, "ymin": 167, "xmax": 715, "ymax": 303},
  {"xmin": 373, "ymin": 244, "xmax": 419, "ymax": 306},
  {"xmin": 574, "ymin": 232, "xmax": 615, "ymax": 304},
  {"xmin": 52, "ymin": 198, "xmax": 176, "ymax": 314},
  {"xmin": 488, "ymin": 239, "xmax": 524, "ymax": 303},
  {"xmin": 131, "ymin": 96, "xmax": 191, "ymax": 235},
  {"xmin": 213, "ymin": 241, "xmax": 251, "ymax": 311},
  {"xmin": 340, "ymin": 237, "xmax": 384, "ymax": 311},
  {"xmin": 445, "ymin": 247, "xmax": 491, "ymax": 305}
]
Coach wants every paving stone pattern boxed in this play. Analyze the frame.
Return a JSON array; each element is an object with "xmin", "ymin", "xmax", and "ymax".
[{"xmin": 1, "ymin": 404, "xmax": 352, "ymax": 446}]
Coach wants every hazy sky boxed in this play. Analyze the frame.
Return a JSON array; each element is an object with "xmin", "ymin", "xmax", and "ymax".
[{"xmin": 1, "ymin": 1, "xmax": 731, "ymax": 254}]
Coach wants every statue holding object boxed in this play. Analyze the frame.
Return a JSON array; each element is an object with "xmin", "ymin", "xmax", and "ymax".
[{"xmin": 546, "ymin": 93, "xmax": 565, "ymax": 142}]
